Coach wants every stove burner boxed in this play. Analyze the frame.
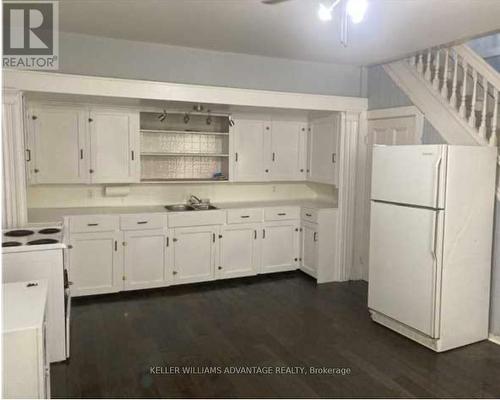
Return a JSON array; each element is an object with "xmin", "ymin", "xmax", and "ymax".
[
  {"xmin": 27, "ymin": 238, "xmax": 59, "ymax": 246},
  {"xmin": 38, "ymin": 228, "xmax": 61, "ymax": 235},
  {"xmin": 4, "ymin": 229, "xmax": 35, "ymax": 237},
  {"xmin": 2, "ymin": 241, "xmax": 22, "ymax": 247}
]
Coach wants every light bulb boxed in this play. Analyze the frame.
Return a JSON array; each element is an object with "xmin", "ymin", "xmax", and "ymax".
[
  {"xmin": 346, "ymin": 0, "xmax": 368, "ymax": 24},
  {"xmin": 318, "ymin": 3, "xmax": 333, "ymax": 22}
]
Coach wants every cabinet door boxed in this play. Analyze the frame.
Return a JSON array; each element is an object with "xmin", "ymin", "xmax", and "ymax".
[
  {"xmin": 29, "ymin": 105, "xmax": 88, "ymax": 184},
  {"xmin": 270, "ymin": 121, "xmax": 306, "ymax": 181},
  {"xmin": 301, "ymin": 222, "xmax": 318, "ymax": 278},
  {"xmin": 68, "ymin": 231, "xmax": 123, "ymax": 296},
  {"xmin": 261, "ymin": 221, "xmax": 299, "ymax": 274},
  {"xmin": 233, "ymin": 119, "xmax": 268, "ymax": 182},
  {"xmin": 308, "ymin": 114, "xmax": 340, "ymax": 185},
  {"xmin": 89, "ymin": 109, "xmax": 140, "ymax": 183},
  {"xmin": 219, "ymin": 224, "xmax": 260, "ymax": 279},
  {"xmin": 172, "ymin": 226, "xmax": 217, "ymax": 284},
  {"xmin": 123, "ymin": 229, "xmax": 168, "ymax": 291}
]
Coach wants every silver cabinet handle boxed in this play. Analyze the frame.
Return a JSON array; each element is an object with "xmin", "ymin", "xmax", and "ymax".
[
  {"xmin": 137, "ymin": 221, "xmax": 148, "ymax": 224},
  {"xmin": 240, "ymin": 215, "xmax": 250, "ymax": 218},
  {"xmin": 235, "ymin": 152, "xmax": 238, "ymax": 162},
  {"xmin": 313, "ymin": 232, "xmax": 318, "ymax": 242},
  {"xmin": 332, "ymin": 153, "xmax": 336, "ymax": 163},
  {"xmin": 305, "ymin": 213, "xmax": 312, "ymax": 217},
  {"xmin": 131, "ymin": 150, "xmax": 135, "ymax": 161},
  {"xmin": 87, "ymin": 223, "xmax": 98, "ymax": 226},
  {"xmin": 277, "ymin": 213, "xmax": 286, "ymax": 216},
  {"xmin": 26, "ymin": 149, "xmax": 31, "ymax": 162},
  {"xmin": 272, "ymin": 152, "xmax": 276, "ymax": 162}
]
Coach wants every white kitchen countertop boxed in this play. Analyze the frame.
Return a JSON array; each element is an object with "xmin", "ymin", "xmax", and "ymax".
[{"xmin": 28, "ymin": 199, "xmax": 337, "ymax": 224}]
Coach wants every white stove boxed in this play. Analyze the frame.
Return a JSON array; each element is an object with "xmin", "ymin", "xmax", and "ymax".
[
  {"xmin": 2, "ymin": 225, "xmax": 65, "ymax": 252},
  {"xmin": 2, "ymin": 224, "xmax": 70, "ymax": 362}
]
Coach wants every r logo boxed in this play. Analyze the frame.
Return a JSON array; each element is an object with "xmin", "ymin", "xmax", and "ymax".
[{"xmin": 3, "ymin": 2, "xmax": 54, "ymax": 55}]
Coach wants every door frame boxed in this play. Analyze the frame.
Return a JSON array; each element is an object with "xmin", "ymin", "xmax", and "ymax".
[{"xmin": 352, "ymin": 106, "xmax": 424, "ymax": 281}]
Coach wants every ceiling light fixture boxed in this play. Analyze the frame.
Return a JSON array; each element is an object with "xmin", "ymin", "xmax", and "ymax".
[
  {"xmin": 346, "ymin": 0, "xmax": 368, "ymax": 24},
  {"xmin": 317, "ymin": 0, "xmax": 340, "ymax": 22}
]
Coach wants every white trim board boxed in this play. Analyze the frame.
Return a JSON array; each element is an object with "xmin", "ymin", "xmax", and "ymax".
[
  {"xmin": 3, "ymin": 69, "xmax": 368, "ymax": 113},
  {"xmin": 490, "ymin": 334, "xmax": 500, "ymax": 346}
]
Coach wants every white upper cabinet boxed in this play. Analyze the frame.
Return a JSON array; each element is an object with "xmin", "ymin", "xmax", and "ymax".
[
  {"xmin": 89, "ymin": 109, "xmax": 140, "ymax": 183},
  {"xmin": 307, "ymin": 114, "xmax": 340, "ymax": 185},
  {"xmin": 269, "ymin": 121, "xmax": 307, "ymax": 181},
  {"xmin": 26, "ymin": 104, "xmax": 140, "ymax": 185},
  {"xmin": 28, "ymin": 105, "xmax": 88, "ymax": 184},
  {"xmin": 232, "ymin": 119, "xmax": 268, "ymax": 182},
  {"xmin": 232, "ymin": 118, "xmax": 307, "ymax": 182}
]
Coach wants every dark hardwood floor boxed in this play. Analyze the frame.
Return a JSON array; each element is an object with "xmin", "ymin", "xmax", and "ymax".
[{"xmin": 52, "ymin": 271, "xmax": 500, "ymax": 398}]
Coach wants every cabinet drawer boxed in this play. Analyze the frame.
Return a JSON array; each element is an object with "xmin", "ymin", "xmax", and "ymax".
[
  {"xmin": 301, "ymin": 208, "xmax": 318, "ymax": 223},
  {"xmin": 264, "ymin": 206, "xmax": 300, "ymax": 221},
  {"xmin": 227, "ymin": 208, "xmax": 263, "ymax": 224},
  {"xmin": 69, "ymin": 215, "xmax": 119, "ymax": 233},
  {"xmin": 120, "ymin": 214, "xmax": 167, "ymax": 230}
]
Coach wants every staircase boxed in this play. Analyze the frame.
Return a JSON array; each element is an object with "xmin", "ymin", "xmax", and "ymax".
[{"xmin": 384, "ymin": 44, "xmax": 500, "ymax": 148}]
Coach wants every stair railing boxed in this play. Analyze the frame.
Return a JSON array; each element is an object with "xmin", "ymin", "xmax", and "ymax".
[{"xmin": 410, "ymin": 44, "xmax": 499, "ymax": 147}]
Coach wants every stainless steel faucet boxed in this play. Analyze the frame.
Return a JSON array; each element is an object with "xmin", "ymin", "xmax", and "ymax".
[{"xmin": 188, "ymin": 195, "xmax": 202, "ymax": 205}]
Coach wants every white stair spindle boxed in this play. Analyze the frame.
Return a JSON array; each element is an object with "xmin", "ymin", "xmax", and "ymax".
[
  {"xmin": 425, "ymin": 50, "xmax": 432, "ymax": 81},
  {"xmin": 417, "ymin": 53, "xmax": 424, "ymax": 73},
  {"xmin": 440, "ymin": 49, "xmax": 449, "ymax": 99},
  {"xmin": 490, "ymin": 89, "xmax": 498, "ymax": 146},
  {"xmin": 432, "ymin": 49, "xmax": 440, "ymax": 90},
  {"xmin": 459, "ymin": 61, "xmax": 468, "ymax": 118},
  {"xmin": 450, "ymin": 52, "xmax": 459, "ymax": 108},
  {"xmin": 479, "ymin": 77, "xmax": 488, "ymax": 139},
  {"xmin": 468, "ymin": 69, "xmax": 478, "ymax": 128}
]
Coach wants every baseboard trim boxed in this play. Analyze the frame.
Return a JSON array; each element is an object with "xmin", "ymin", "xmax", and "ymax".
[{"xmin": 489, "ymin": 334, "xmax": 500, "ymax": 346}]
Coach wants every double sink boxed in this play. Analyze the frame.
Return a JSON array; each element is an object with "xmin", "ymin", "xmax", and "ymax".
[{"xmin": 165, "ymin": 204, "xmax": 218, "ymax": 212}]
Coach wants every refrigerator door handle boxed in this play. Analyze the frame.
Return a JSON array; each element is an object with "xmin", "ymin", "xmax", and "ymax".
[{"xmin": 434, "ymin": 157, "xmax": 442, "ymax": 209}]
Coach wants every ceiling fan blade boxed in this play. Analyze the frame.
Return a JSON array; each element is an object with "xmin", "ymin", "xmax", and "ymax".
[{"xmin": 262, "ymin": 0, "xmax": 292, "ymax": 4}]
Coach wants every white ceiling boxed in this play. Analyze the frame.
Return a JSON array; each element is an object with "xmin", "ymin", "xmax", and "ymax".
[{"xmin": 58, "ymin": 0, "xmax": 500, "ymax": 65}]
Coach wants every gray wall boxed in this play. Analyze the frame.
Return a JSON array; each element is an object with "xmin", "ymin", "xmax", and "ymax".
[{"xmin": 56, "ymin": 32, "xmax": 363, "ymax": 97}]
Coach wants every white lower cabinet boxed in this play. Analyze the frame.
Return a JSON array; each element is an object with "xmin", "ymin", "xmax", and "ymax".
[
  {"xmin": 123, "ymin": 229, "xmax": 169, "ymax": 290},
  {"xmin": 218, "ymin": 223, "xmax": 260, "ymax": 279},
  {"xmin": 171, "ymin": 225, "xmax": 218, "ymax": 285},
  {"xmin": 301, "ymin": 221, "xmax": 318, "ymax": 278},
  {"xmin": 68, "ymin": 231, "xmax": 124, "ymax": 296},
  {"xmin": 300, "ymin": 208, "xmax": 338, "ymax": 283},
  {"xmin": 261, "ymin": 221, "xmax": 300, "ymax": 274}
]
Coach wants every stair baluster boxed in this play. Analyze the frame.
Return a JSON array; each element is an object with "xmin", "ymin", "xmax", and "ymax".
[
  {"xmin": 417, "ymin": 53, "xmax": 424, "ymax": 73},
  {"xmin": 479, "ymin": 77, "xmax": 488, "ymax": 139},
  {"xmin": 459, "ymin": 61, "xmax": 468, "ymax": 118},
  {"xmin": 469, "ymin": 70, "xmax": 478, "ymax": 129},
  {"xmin": 490, "ymin": 89, "xmax": 498, "ymax": 146},
  {"xmin": 425, "ymin": 50, "xmax": 432, "ymax": 81},
  {"xmin": 441, "ymin": 49, "xmax": 449, "ymax": 99},
  {"xmin": 410, "ymin": 55, "xmax": 417, "ymax": 66},
  {"xmin": 433, "ymin": 49, "xmax": 440, "ymax": 90},
  {"xmin": 450, "ymin": 51, "xmax": 459, "ymax": 108}
]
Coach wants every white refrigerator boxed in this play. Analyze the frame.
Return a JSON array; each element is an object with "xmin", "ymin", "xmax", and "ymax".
[{"xmin": 368, "ymin": 144, "xmax": 497, "ymax": 352}]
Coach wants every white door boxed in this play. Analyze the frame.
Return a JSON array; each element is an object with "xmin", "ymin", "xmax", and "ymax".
[
  {"xmin": 368, "ymin": 201, "xmax": 441, "ymax": 337},
  {"xmin": 308, "ymin": 114, "xmax": 339, "ymax": 185},
  {"xmin": 301, "ymin": 222, "xmax": 318, "ymax": 278},
  {"xmin": 371, "ymin": 144, "xmax": 446, "ymax": 208},
  {"xmin": 172, "ymin": 226, "xmax": 217, "ymax": 284},
  {"xmin": 219, "ymin": 224, "xmax": 260, "ymax": 279},
  {"xmin": 233, "ymin": 119, "xmax": 267, "ymax": 181},
  {"xmin": 89, "ymin": 109, "xmax": 140, "ymax": 183},
  {"xmin": 261, "ymin": 222, "xmax": 299, "ymax": 273},
  {"xmin": 30, "ymin": 106, "xmax": 88, "ymax": 184},
  {"xmin": 270, "ymin": 121, "xmax": 305, "ymax": 181},
  {"xmin": 355, "ymin": 112, "xmax": 423, "ymax": 281},
  {"xmin": 69, "ymin": 231, "xmax": 123, "ymax": 296},
  {"xmin": 123, "ymin": 229, "xmax": 168, "ymax": 290}
]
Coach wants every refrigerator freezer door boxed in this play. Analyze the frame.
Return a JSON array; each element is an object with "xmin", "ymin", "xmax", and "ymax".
[
  {"xmin": 371, "ymin": 145, "xmax": 446, "ymax": 208},
  {"xmin": 368, "ymin": 201, "xmax": 442, "ymax": 337}
]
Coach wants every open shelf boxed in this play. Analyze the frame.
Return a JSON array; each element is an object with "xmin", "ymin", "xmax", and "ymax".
[{"xmin": 141, "ymin": 152, "xmax": 229, "ymax": 157}]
